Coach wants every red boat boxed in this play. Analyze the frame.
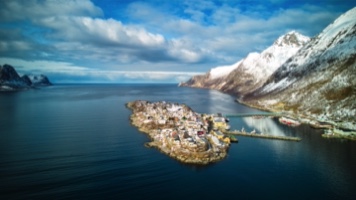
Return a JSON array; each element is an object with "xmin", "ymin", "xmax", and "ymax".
[{"xmin": 278, "ymin": 117, "xmax": 301, "ymax": 127}]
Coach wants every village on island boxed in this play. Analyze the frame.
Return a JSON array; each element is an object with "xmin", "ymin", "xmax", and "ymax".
[
  {"xmin": 127, "ymin": 100, "xmax": 304, "ymax": 164},
  {"xmin": 127, "ymin": 100, "xmax": 234, "ymax": 164}
]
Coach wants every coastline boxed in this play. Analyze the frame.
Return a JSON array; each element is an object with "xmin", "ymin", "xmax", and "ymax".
[{"xmin": 178, "ymin": 85, "xmax": 355, "ymax": 140}]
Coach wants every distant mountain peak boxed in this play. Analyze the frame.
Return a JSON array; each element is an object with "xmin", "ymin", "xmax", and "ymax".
[
  {"xmin": 274, "ymin": 31, "xmax": 310, "ymax": 47},
  {"xmin": 206, "ymin": 31, "xmax": 310, "ymax": 81},
  {"xmin": 181, "ymin": 31, "xmax": 310, "ymax": 96}
]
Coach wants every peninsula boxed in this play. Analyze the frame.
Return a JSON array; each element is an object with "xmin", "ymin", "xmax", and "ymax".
[{"xmin": 127, "ymin": 100, "xmax": 232, "ymax": 164}]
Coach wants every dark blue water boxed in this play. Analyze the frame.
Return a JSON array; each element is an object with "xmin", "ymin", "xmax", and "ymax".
[{"xmin": 1, "ymin": 84, "xmax": 355, "ymax": 200}]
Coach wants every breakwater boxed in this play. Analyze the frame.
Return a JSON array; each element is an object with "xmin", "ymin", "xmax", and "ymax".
[
  {"xmin": 224, "ymin": 113, "xmax": 282, "ymax": 118},
  {"xmin": 224, "ymin": 130, "xmax": 301, "ymax": 142}
]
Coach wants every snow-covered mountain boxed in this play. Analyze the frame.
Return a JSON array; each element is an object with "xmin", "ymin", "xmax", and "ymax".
[
  {"xmin": 180, "ymin": 31, "xmax": 310, "ymax": 96},
  {"xmin": 0, "ymin": 64, "xmax": 52, "ymax": 91},
  {"xmin": 181, "ymin": 7, "xmax": 356, "ymax": 127},
  {"xmin": 23, "ymin": 74, "xmax": 52, "ymax": 86},
  {"xmin": 242, "ymin": 7, "xmax": 356, "ymax": 123}
]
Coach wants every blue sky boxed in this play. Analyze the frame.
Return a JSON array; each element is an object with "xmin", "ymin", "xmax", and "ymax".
[{"xmin": 0, "ymin": 0, "xmax": 355, "ymax": 83}]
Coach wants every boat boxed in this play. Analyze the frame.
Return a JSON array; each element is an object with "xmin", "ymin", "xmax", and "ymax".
[
  {"xmin": 278, "ymin": 117, "xmax": 301, "ymax": 127},
  {"xmin": 226, "ymin": 134, "xmax": 238, "ymax": 143},
  {"xmin": 309, "ymin": 121, "xmax": 333, "ymax": 129}
]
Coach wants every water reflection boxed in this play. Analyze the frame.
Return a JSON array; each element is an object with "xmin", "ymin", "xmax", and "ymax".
[
  {"xmin": 233, "ymin": 117, "xmax": 298, "ymax": 162},
  {"xmin": 242, "ymin": 117, "xmax": 286, "ymax": 136},
  {"xmin": 205, "ymin": 89, "xmax": 253, "ymax": 114},
  {"xmin": 231, "ymin": 114, "xmax": 356, "ymax": 198}
]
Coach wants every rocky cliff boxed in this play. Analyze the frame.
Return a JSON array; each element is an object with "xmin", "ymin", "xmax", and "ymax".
[{"xmin": 0, "ymin": 64, "xmax": 52, "ymax": 91}]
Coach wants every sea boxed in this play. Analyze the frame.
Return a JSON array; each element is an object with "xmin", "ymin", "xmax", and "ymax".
[{"xmin": 0, "ymin": 84, "xmax": 355, "ymax": 200}]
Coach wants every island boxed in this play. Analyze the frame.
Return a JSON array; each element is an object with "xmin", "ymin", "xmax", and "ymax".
[
  {"xmin": 0, "ymin": 64, "xmax": 52, "ymax": 91},
  {"xmin": 127, "ymin": 100, "xmax": 233, "ymax": 164}
]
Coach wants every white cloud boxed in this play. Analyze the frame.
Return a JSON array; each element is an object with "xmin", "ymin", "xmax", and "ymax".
[
  {"xmin": 136, "ymin": 2, "xmax": 345, "ymax": 63},
  {"xmin": 38, "ymin": 16, "xmax": 166, "ymax": 48},
  {"xmin": 0, "ymin": 0, "xmax": 353, "ymax": 83},
  {"xmin": 0, "ymin": 0, "xmax": 103, "ymax": 21}
]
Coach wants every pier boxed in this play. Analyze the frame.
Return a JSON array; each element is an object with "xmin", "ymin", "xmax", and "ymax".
[
  {"xmin": 223, "ymin": 130, "xmax": 301, "ymax": 142},
  {"xmin": 224, "ymin": 112, "xmax": 282, "ymax": 118}
]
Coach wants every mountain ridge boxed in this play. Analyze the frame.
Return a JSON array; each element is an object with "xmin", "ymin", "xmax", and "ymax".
[
  {"xmin": 181, "ymin": 7, "xmax": 356, "ymax": 130},
  {"xmin": 242, "ymin": 7, "xmax": 356, "ymax": 124},
  {"xmin": 180, "ymin": 30, "xmax": 310, "ymax": 96}
]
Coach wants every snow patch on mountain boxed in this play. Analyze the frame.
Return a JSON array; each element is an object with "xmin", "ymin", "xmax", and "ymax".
[
  {"xmin": 274, "ymin": 30, "xmax": 310, "ymax": 47},
  {"xmin": 25, "ymin": 74, "xmax": 52, "ymax": 86},
  {"xmin": 261, "ymin": 77, "xmax": 291, "ymax": 93},
  {"xmin": 214, "ymin": 31, "xmax": 310, "ymax": 95},
  {"xmin": 243, "ymin": 31, "xmax": 310, "ymax": 82},
  {"xmin": 209, "ymin": 60, "xmax": 242, "ymax": 79},
  {"xmin": 208, "ymin": 31, "xmax": 310, "ymax": 82}
]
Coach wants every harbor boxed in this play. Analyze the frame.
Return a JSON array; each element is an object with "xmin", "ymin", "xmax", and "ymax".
[{"xmin": 127, "ymin": 100, "xmax": 306, "ymax": 165}]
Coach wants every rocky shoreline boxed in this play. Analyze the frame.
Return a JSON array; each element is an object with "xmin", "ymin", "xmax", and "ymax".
[{"xmin": 127, "ymin": 100, "xmax": 231, "ymax": 165}]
